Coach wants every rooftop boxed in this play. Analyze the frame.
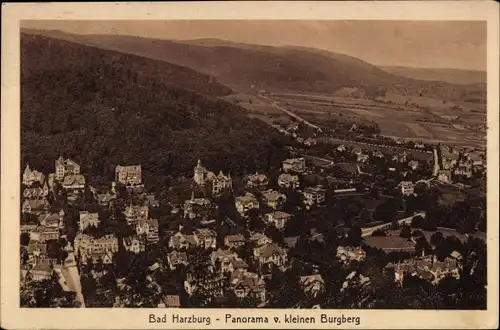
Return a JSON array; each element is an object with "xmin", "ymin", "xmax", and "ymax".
[{"xmin": 363, "ymin": 236, "xmax": 415, "ymax": 251}]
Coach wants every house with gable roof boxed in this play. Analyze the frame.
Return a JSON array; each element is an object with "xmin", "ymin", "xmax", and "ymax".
[
  {"xmin": 224, "ymin": 234, "xmax": 246, "ymax": 249},
  {"xmin": 230, "ymin": 269, "xmax": 267, "ymax": 303},
  {"xmin": 168, "ymin": 231, "xmax": 196, "ymax": 250},
  {"xmin": 123, "ymin": 236, "xmax": 146, "ymax": 254},
  {"xmin": 167, "ymin": 251, "xmax": 189, "ymax": 270},
  {"xmin": 246, "ymin": 173, "xmax": 269, "ymax": 190},
  {"xmin": 136, "ymin": 218, "xmax": 160, "ymax": 243},
  {"xmin": 193, "ymin": 228, "xmax": 217, "ymax": 249},
  {"xmin": 261, "ymin": 189, "xmax": 287, "ymax": 210},
  {"xmin": 193, "ymin": 160, "xmax": 233, "ymax": 196},
  {"xmin": 31, "ymin": 259, "xmax": 53, "ymax": 281},
  {"xmin": 79, "ymin": 211, "xmax": 100, "ymax": 231},
  {"xmin": 61, "ymin": 174, "xmax": 86, "ymax": 191},
  {"xmin": 264, "ymin": 211, "xmax": 292, "ymax": 230},
  {"xmin": 115, "ymin": 164, "xmax": 142, "ymax": 186},
  {"xmin": 22, "ymin": 164, "xmax": 45, "ymax": 187},
  {"xmin": 253, "ymin": 243, "xmax": 288, "ymax": 267},
  {"xmin": 299, "ymin": 274, "xmax": 325, "ymax": 297}
]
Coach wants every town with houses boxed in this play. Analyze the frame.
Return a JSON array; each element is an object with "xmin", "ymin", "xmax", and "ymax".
[{"xmin": 20, "ymin": 120, "xmax": 487, "ymax": 309}]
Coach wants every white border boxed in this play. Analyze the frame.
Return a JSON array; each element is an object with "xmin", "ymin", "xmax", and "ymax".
[{"xmin": 1, "ymin": 2, "xmax": 499, "ymax": 329}]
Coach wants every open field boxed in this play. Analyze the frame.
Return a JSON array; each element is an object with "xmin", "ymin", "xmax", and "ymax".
[
  {"xmin": 406, "ymin": 123, "xmax": 433, "ymax": 137},
  {"xmin": 265, "ymin": 92, "xmax": 486, "ymax": 148},
  {"xmin": 224, "ymin": 91, "xmax": 485, "ymax": 148}
]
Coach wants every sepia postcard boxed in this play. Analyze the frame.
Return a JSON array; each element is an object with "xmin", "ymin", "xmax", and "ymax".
[{"xmin": 1, "ymin": 1, "xmax": 499, "ymax": 329}]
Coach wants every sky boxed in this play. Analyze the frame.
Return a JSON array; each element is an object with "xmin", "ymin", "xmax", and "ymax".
[{"xmin": 21, "ymin": 20, "xmax": 487, "ymax": 71}]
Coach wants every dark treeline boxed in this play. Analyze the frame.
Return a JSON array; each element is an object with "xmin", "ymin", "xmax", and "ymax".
[{"xmin": 21, "ymin": 34, "xmax": 289, "ymax": 190}]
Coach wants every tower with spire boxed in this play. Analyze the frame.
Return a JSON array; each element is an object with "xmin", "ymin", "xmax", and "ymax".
[
  {"xmin": 55, "ymin": 156, "xmax": 66, "ymax": 181},
  {"xmin": 193, "ymin": 159, "xmax": 207, "ymax": 185}
]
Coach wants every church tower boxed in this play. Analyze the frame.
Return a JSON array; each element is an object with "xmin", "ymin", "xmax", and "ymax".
[
  {"xmin": 55, "ymin": 156, "xmax": 66, "ymax": 181},
  {"xmin": 193, "ymin": 159, "xmax": 206, "ymax": 185}
]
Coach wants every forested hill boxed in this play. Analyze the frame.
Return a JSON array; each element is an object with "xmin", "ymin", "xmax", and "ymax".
[
  {"xmin": 20, "ymin": 29, "xmax": 486, "ymax": 103},
  {"xmin": 21, "ymin": 33, "xmax": 288, "ymax": 190}
]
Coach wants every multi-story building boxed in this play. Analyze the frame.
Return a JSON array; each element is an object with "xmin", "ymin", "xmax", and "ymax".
[
  {"xmin": 74, "ymin": 234, "xmax": 119, "ymax": 262},
  {"xmin": 22, "ymin": 164, "xmax": 45, "ymax": 187},
  {"xmin": 23, "ymin": 187, "xmax": 48, "ymax": 200},
  {"xmin": 282, "ymin": 158, "xmax": 306, "ymax": 173},
  {"xmin": 230, "ymin": 269, "xmax": 267, "ymax": 303},
  {"xmin": 55, "ymin": 156, "xmax": 81, "ymax": 181},
  {"xmin": 210, "ymin": 249, "xmax": 236, "ymax": 264},
  {"xmin": 31, "ymin": 259, "xmax": 53, "ymax": 281},
  {"xmin": 387, "ymin": 256, "xmax": 460, "ymax": 285},
  {"xmin": 278, "ymin": 173, "xmax": 300, "ymax": 189},
  {"xmin": 193, "ymin": 228, "xmax": 217, "ymax": 249},
  {"xmin": 249, "ymin": 232, "xmax": 273, "ymax": 246},
  {"xmin": 20, "ymin": 224, "xmax": 39, "ymax": 234},
  {"xmin": 264, "ymin": 211, "xmax": 292, "ymax": 230},
  {"xmin": 22, "ymin": 199, "xmax": 50, "ymax": 215},
  {"xmin": 437, "ymin": 170, "xmax": 452, "ymax": 184},
  {"xmin": 193, "ymin": 160, "xmax": 232, "ymax": 196},
  {"xmin": 115, "ymin": 165, "xmax": 142, "ymax": 186},
  {"xmin": 299, "ymin": 274, "xmax": 325, "ymax": 297},
  {"xmin": 246, "ymin": 173, "xmax": 269, "ymax": 190},
  {"xmin": 302, "ymin": 186, "xmax": 326, "ymax": 208},
  {"xmin": 336, "ymin": 246, "xmax": 366, "ymax": 264},
  {"xmin": 38, "ymin": 211, "xmax": 65, "ymax": 229},
  {"xmin": 122, "ymin": 236, "xmax": 146, "ymax": 254},
  {"xmin": 167, "ymin": 251, "xmax": 189, "ymax": 270},
  {"xmin": 398, "ymin": 181, "xmax": 415, "ymax": 196},
  {"xmin": 235, "ymin": 193, "xmax": 259, "ymax": 216},
  {"xmin": 79, "ymin": 211, "xmax": 100, "ymax": 231},
  {"xmin": 210, "ymin": 249, "xmax": 248, "ymax": 273},
  {"xmin": 136, "ymin": 218, "xmax": 159, "ymax": 243},
  {"xmin": 261, "ymin": 189, "xmax": 287, "ymax": 210},
  {"xmin": 224, "ymin": 234, "xmax": 246, "ymax": 249},
  {"xmin": 454, "ymin": 165, "xmax": 473, "ymax": 178},
  {"xmin": 61, "ymin": 174, "xmax": 86, "ymax": 191},
  {"xmin": 253, "ymin": 243, "xmax": 288, "ymax": 267},
  {"xmin": 124, "ymin": 204, "xmax": 149, "ymax": 226},
  {"xmin": 168, "ymin": 232, "xmax": 196, "ymax": 250},
  {"xmin": 184, "ymin": 270, "xmax": 226, "ymax": 301},
  {"xmin": 29, "ymin": 226, "xmax": 60, "ymax": 242},
  {"xmin": 183, "ymin": 195, "xmax": 215, "ymax": 220},
  {"xmin": 27, "ymin": 242, "xmax": 47, "ymax": 265}
]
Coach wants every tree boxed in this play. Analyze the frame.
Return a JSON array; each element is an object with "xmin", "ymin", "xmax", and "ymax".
[
  {"xmin": 247, "ymin": 209, "xmax": 264, "ymax": 231},
  {"xmin": 372, "ymin": 229, "xmax": 386, "ymax": 237},
  {"xmin": 30, "ymin": 277, "xmax": 60, "ymax": 307},
  {"xmin": 399, "ymin": 225, "xmax": 411, "ymax": 239},
  {"xmin": 369, "ymin": 187, "xmax": 380, "ymax": 200},
  {"xmin": 264, "ymin": 226, "xmax": 284, "ymax": 246},
  {"xmin": 430, "ymin": 232, "xmax": 444, "ymax": 248},
  {"xmin": 415, "ymin": 236, "xmax": 430, "ymax": 257},
  {"xmin": 373, "ymin": 199, "xmax": 398, "ymax": 224},
  {"xmin": 346, "ymin": 225, "xmax": 362, "ymax": 247},
  {"xmin": 411, "ymin": 215, "xmax": 425, "ymax": 228},
  {"xmin": 270, "ymin": 262, "xmax": 306, "ymax": 308}
]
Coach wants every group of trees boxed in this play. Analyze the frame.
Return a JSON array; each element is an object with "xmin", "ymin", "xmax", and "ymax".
[{"xmin": 21, "ymin": 34, "xmax": 290, "ymax": 195}]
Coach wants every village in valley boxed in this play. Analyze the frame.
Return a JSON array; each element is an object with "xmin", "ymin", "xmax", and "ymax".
[
  {"xmin": 17, "ymin": 20, "xmax": 488, "ymax": 311},
  {"xmin": 20, "ymin": 119, "xmax": 487, "ymax": 309}
]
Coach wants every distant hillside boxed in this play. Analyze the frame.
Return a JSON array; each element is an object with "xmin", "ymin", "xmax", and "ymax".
[
  {"xmin": 21, "ymin": 33, "xmax": 288, "ymax": 189},
  {"xmin": 20, "ymin": 29, "xmax": 486, "ymax": 103},
  {"xmin": 380, "ymin": 66, "xmax": 486, "ymax": 86}
]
